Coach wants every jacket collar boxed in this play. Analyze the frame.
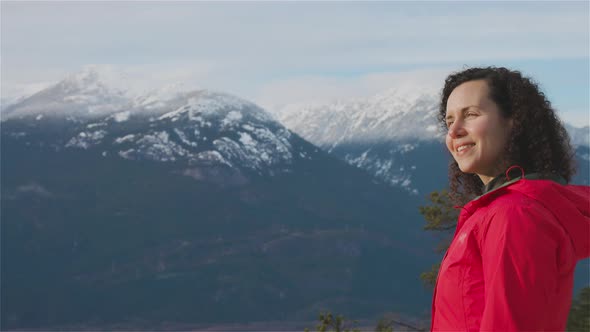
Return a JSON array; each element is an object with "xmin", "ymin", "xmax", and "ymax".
[
  {"xmin": 477, "ymin": 166, "xmax": 566, "ymax": 200},
  {"xmin": 454, "ymin": 167, "xmax": 566, "ymax": 235}
]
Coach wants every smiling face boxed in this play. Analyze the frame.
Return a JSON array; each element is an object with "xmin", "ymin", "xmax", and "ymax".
[{"xmin": 445, "ymin": 80, "xmax": 513, "ymax": 185}]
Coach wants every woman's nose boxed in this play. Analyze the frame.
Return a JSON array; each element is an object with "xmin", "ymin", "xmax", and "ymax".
[{"xmin": 447, "ymin": 120, "xmax": 466, "ymax": 139}]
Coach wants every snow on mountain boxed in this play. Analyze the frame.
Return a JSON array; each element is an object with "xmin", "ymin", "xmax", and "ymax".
[
  {"xmin": 2, "ymin": 65, "xmax": 255, "ymax": 125},
  {"xmin": 268, "ymin": 88, "xmax": 444, "ymax": 193},
  {"xmin": 272, "ymin": 87, "xmax": 442, "ymax": 151},
  {"xmin": 3, "ymin": 78, "xmax": 308, "ymax": 178},
  {"xmin": 132, "ymin": 83, "xmax": 193, "ymax": 111},
  {"xmin": 2, "ymin": 65, "xmax": 134, "ymax": 120},
  {"xmin": 99, "ymin": 90, "xmax": 295, "ymax": 174}
]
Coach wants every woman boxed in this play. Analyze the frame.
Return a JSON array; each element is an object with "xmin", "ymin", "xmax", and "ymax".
[{"xmin": 431, "ymin": 67, "xmax": 590, "ymax": 331}]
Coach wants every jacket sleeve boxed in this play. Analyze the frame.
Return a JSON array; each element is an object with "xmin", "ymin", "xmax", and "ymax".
[{"xmin": 479, "ymin": 201, "xmax": 563, "ymax": 331}]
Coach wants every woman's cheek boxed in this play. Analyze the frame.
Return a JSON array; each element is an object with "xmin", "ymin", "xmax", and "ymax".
[{"xmin": 445, "ymin": 135, "xmax": 455, "ymax": 156}]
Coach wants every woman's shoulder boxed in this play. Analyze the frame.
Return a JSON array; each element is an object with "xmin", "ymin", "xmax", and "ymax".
[
  {"xmin": 474, "ymin": 179, "xmax": 585, "ymax": 242},
  {"xmin": 467, "ymin": 178, "xmax": 589, "ymax": 234},
  {"xmin": 480, "ymin": 189, "xmax": 553, "ymax": 227},
  {"xmin": 474, "ymin": 187, "xmax": 569, "ymax": 250},
  {"xmin": 484, "ymin": 179, "xmax": 574, "ymax": 220},
  {"xmin": 469, "ymin": 182, "xmax": 544, "ymax": 215},
  {"xmin": 490, "ymin": 185, "xmax": 544, "ymax": 210},
  {"xmin": 477, "ymin": 177, "xmax": 583, "ymax": 212}
]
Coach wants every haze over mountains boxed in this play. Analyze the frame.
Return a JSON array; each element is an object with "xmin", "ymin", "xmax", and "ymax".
[{"xmin": 2, "ymin": 66, "xmax": 588, "ymax": 329}]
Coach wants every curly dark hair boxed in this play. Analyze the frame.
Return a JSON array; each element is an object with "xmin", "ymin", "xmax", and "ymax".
[{"xmin": 439, "ymin": 66, "xmax": 576, "ymax": 204}]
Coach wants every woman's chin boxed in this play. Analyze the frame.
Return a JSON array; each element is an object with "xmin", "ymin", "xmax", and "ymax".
[{"xmin": 457, "ymin": 164, "xmax": 475, "ymax": 174}]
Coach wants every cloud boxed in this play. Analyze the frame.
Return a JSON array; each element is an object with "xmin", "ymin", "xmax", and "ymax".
[
  {"xmin": 2, "ymin": 2, "xmax": 587, "ymax": 124},
  {"xmin": 2, "ymin": 2, "xmax": 588, "ymax": 82},
  {"xmin": 252, "ymin": 68, "xmax": 451, "ymax": 109},
  {"xmin": 252, "ymin": 66, "xmax": 589, "ymax": 131},
  {"xmin": 1, "ymin": 62, "xmax": 218, "ymax": 101},
  {"xmin": 557, "ymin": 108, "xmax": 590, "ymax": 129}
]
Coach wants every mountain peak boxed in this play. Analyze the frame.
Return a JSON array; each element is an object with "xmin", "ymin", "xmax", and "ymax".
[
  {"xmin": 370, "ymin": 85, "xmax": 438, "ymax": 104},
  {"xmin": 2, "ymin": 66, "xmax": 273, "ymax": 124},
  {"xmin": 271, "ymin": 87, "xmax": 443, "ymax": 148},
  {"xmin": 59, "ymin": 64, "xmax": 131, "ymax": 97},
  {"xmin": 1, "ymin": 65, "xmax": 137, "ymax": 120}
]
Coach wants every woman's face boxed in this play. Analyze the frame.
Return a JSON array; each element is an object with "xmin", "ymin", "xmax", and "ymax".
[{"xmin": 445, "ymin": 80, "xmax": 513, "ymax": 184}]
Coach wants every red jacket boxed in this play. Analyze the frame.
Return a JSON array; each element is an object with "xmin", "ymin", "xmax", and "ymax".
[{"xmin": 431, "ymin": 178, "xmax": 590, "ymax": 331}]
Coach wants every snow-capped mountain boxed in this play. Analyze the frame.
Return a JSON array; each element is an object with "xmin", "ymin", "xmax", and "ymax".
[
  {"xmin": 1, "ymin": 66, "xmax": 136, "ymax": 120},
  {"xmin": 2, "ymin": 68, "xmax": 318, "ymax": 179},
  {"xmin": 1, "ymin": 65, "xmax": 200, "ymax": 121},
  {"xmin": 4, "ymin": 92, "xmax": 311, "ymax": 179},
  {"xmin": 273, "ymin": 87, "xmax": 442, "ymax": 151},
  {"xmin": 271, "ymin": 88, "xmax": 444, "ymax": 194}
]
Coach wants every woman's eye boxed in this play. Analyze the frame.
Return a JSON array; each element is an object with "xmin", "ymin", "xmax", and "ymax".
[
  {"xmin": 466, "ymin": 112, "xmax": 477, "ymax": 117},
  {"xmin": 446, "ymin": 121, "xmax": 453, "ymax": 128}
]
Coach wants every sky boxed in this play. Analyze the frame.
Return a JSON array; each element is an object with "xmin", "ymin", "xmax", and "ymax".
[{"xmin": 1, "ymin": 1, "xmax": 589, "ymax": 126}]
